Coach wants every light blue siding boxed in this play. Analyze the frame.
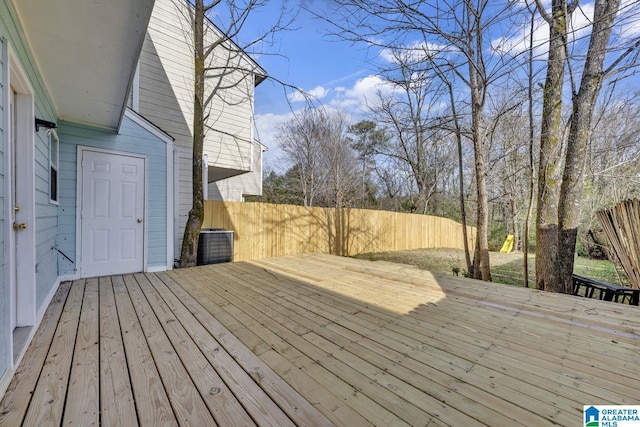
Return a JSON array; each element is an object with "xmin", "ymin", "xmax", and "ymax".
[
  {"xmin": 34, "ymin": 108, "xmax": 58, "ymax": 309},
  {"xmin": 0, "ymin": 0, "xmax": 59, "ymax": 379},
  {"xmin": 57, "ymin": 117, "xmax": 168, "ymax": 275}
]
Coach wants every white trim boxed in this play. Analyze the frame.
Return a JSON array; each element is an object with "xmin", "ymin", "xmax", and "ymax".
[
  {"xmin": 143, "ymin": 154, "xmax": 149, "ymax": 272},
  {"xmin": 74, "ymin": 146, "xmax": 82, "ymax": 280},
  {"xmin": 6, "ymin": 45, "xmax": 37, "ymax": 332},
  {"xmin": 48, "ymin": 129, "xmax": 60, "ymax": 205},
  {"xmin": 124, "ymin": 108, "xmax": 173, "ymax": 144},
  {"xmin": 0, "ymin": 275, "xmax": 63, "ymax": 401},
  {"xmin": 146, "ymin": 265, "xmax": 168, "ymax": 273},
  {"xmin": 250, "ymin": 72, "xmax": 255, "ymax": 173},
  {"xmin": 173, "ymin": 147, "xmax": 179, "ymax": 265},
  {"xmin": 203, "ymin": 153, "xmax": 208, "ymax": 200},
  {"xmin": 166, "ymin": 140, "xmax": 174, "ymax": 270},
  {"xmin": 77, "ymin": 146, "xmax": 148, "ymax": 277},
  {"xmin": 2, "ymin": 36, "xmax": 11, "ymax": 376},
  {"xmin": 0, "ymin": 365, "xmax": 14, "ymax": 403}
]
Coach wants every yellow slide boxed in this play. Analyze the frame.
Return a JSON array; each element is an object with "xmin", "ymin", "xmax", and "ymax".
[{"xmin": 500, "ymin": 234, "xmax": 515, "ymax": 253}]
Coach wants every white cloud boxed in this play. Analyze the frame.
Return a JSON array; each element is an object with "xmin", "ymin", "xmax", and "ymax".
[
  {"xmin": 491, "ymin": 1, "xmax": 609, "ymax": 58},
  {"xmin": 379, "ymin": 41, "xmax": 451, "ymax": 65},
  {"xmin": 287, "ymin": 85, "xmax": 329, "ymax": 102},
  {"xmin": 330, "ymin": 75, "xmax": 398, "ymax": 110},
  {"xmin": 616, "ymin": 0, "xmax": 640, "ymax": 40},
  {"xmin": 255, "ymin": 111, "xmax": 292, "ymax": 169},
  {"xmin": 256, "ymin": 74, "xmax": 398, "ymax": 169}
]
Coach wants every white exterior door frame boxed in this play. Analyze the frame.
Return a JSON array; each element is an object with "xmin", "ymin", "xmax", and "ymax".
[
  {"xmin": 77, "ymin": 147, "xmax": 147, "ymax": 278},
  {"xmin": 3, "ymin": 45, "xmax": 37, "ymax": 353}
]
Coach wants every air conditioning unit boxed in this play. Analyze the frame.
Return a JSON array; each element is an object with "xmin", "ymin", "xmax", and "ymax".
[{"xmin": 197, "ymin": 229, "xmax": 234, "ymax": 265}]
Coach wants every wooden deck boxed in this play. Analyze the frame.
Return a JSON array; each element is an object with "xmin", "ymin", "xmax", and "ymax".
[{"xmin": 1, "ymin": 254, "xmax": 639, "ymax": 426}]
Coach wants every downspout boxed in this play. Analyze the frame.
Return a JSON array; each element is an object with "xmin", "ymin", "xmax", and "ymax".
[
  {"xmin": 203, "ymin": 153, "xmax": 208, "ymax": 200},
  {"xmin": 250, "ymin": 72, "xmax": 255, "ymax": 172},
  {"xmin": 167, "ymin": 139, "xmax": 175, "ymax": 269},
  {"xmin": 47, "ymin": 128, "xmax": 59, "ymax": 145}
]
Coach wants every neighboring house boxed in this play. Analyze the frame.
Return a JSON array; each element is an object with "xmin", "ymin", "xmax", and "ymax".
[
  {"xmin": 134, "ymin": 0, "xmax": 267, "ymax": 258},
  {"xmin": 0, "ymin": 0, "xmax": 264, "ymax": 398}
]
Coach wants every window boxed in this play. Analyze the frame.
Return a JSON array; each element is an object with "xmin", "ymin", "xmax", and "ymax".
[{"xmin": 49, "ymin": 129, "xmax": 59, "ymax": 204}]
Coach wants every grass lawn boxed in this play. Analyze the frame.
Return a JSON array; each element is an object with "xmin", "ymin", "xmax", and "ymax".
[{"xmin": 352, "ymin": 248, "xmax": 628, "ymax": 288}]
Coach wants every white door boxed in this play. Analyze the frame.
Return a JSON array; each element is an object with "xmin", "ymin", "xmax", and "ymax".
[
  {"xmin": 8, "ymin": 84, "xmax": 36, "ymax": 331},
  {"xmin": 80, "ymin": 150, "xmax": 145, "ymax": 277}
]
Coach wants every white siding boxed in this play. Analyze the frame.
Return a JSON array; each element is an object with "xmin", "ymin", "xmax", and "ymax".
[
  {"xmin": 138, "ymin": 0, "xmax": 261, "ymax": 257},
  {"xmin": 208, "ymin": 142, "xmax": 264, "ymax": 201}
]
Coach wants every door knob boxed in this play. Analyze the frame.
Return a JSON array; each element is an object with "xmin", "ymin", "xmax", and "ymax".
[
  {"xmin": 13, "ymin": 223, "xmax": 27, "ymax": 230},
  {"xmin": 137, "ymin": 218, "xmax": 143, "ymax": 223}
]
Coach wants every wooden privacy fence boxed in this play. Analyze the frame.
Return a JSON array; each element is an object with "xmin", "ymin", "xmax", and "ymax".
[{"xmin": 203, "ymin": 201, "xmax": 476, "ymax": 262}]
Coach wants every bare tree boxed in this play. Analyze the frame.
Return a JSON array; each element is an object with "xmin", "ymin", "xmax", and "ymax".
[
  {"xmin": 372, "ymin": 56, "xmax": 453, "ymax": 215},
  {"xmin": 180, "ymin": 0, "xmax": 293, "ymax": 266},
  {"xmin": 524, "ymin": 0, "xmax": 540, "ymax": 288},
  {"xmin": 278, "ymin": 107, "xmax": 359, "ymax": 208},
  {"xmin": 317, "ymin": 111, "xmax": 359, "ymax": 208},
  {"xmin": 323, "ymin": 0, "xmax": 527, "ymax": 280},
  {"xmin": 486, "ymin": 103, "xmax": 531, "ymax": 249},
  {"xmin": 278, "ymin": 108, "xmax": 324, "ymax": 206}
]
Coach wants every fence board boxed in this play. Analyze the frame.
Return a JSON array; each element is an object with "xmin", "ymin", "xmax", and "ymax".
[{"xmin": 203, "ymin": 201, "xmax": 476, "ymax": 262}]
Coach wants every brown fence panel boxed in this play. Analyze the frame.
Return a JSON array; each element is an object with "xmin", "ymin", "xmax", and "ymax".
[{"xmin": 203, "ymin": 201, "xmax": 476, "ymax": 262}]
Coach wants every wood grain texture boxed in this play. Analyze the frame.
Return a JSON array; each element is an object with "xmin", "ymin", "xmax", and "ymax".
[
  {"xmin": 122, "ymin": 274, "xmax": 217, "ymax": 427},
  {"xmin": 4, "ymin": 255, "xmax": 640, "ymax": 427},
  {"xmin": 99, "ymin": 276, "xmax": 138, "ymax": 427},
  {"xmin": 202, "ymin": 200, "xmax": 476, "ymax": 261},
  {"xmin": 0, "ymin": 281, "xmax": 71, "ymax": 427},
  {"xmin": 112, "ymin": 275, "xmax": 176, "ymax": 427},
  {"xmin": 22, "ymin": 280, "xmax": 85, "ymax": 426},
  {"xmin": 63, "ymin": 278, "xmax": 100, "ymax": 426}
]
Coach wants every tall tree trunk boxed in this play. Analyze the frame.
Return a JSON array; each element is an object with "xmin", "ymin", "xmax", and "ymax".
[
  {"xmin": 467, "ymin": 1, "xmax": 491, "ymax": 281},
  {"xmin": 451, "ymin": 87, "xmax": 472, "ymax": 273},
  {"xmin": 523, "ymin": 2, "xmax": 536, "ymax": 288},
  {"xmin": 557, "ymin": 0, "xmax": 621, "ymax": 293},
  {"xmin": 535, "ymin": 0, "xmax": 570, "ymax": 291},
  {"xmin": 180, "ymin": 0, "xmax": 206, "ymax": 267}
]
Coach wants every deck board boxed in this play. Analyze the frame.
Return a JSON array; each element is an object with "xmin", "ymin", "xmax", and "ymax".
[
  {"xmin": 189, "ymin": 261, "xmax": 567, "ymax": 425},
  {"xmin": 0, "ymin": 281, "xmax": 71, "ymax": 427},
  {"xmin": 98, "ymin": 275, "xmax": 138, "ymax": 427},
  {"xmin": 112, "ymin": 275, "xmax": 175, "ymax": 427},
  {"xmin": 134, "ymin": 272, "xmax": 262, "ymax": 427},
  {"xmin": 22, "ymin": 280, "xmax": 85, "ymax": 426},
  {"xmin": 122, "ymin": 274, "xmax": 218, "ymax": 426},
  {"xmin": 152, "ymin": 271, "xmax": 334, "ymax": 427},
  {"xmin": 64, "ymin": 278, "xmax": 100, "ymax": 426},
  {"xmin": 2, "ymin": 254, "xmax": 639, "ymax": 426}
]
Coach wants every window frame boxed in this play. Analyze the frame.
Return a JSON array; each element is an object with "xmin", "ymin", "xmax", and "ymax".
[{"xmin": 49, "ymin": 129, "xmax": 59, "ymax": 205}]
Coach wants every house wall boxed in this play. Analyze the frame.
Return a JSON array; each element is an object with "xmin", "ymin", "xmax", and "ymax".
[
  {"xmin": 57, "ymin": 117, "xmax": 169, "ymax": 276},
  {"xmin": 0, "ymin": 0, "xmax": 59, "ymax": 383},
  {"xmin": 208, "ymin": 142, "xmax": 264, "ymax": 201},
  {"xmin": 137, "ymin": 0, "xmax": 260, "ymax": 257}
]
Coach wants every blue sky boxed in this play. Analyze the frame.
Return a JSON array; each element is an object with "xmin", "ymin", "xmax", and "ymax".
[
  {"xmin": 250, "ymin": 4, "xmax": 393, "ymax": 168},
  {"xmin": 247, "ymin": 0, "xmax": 640, "ymax": 171}
]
